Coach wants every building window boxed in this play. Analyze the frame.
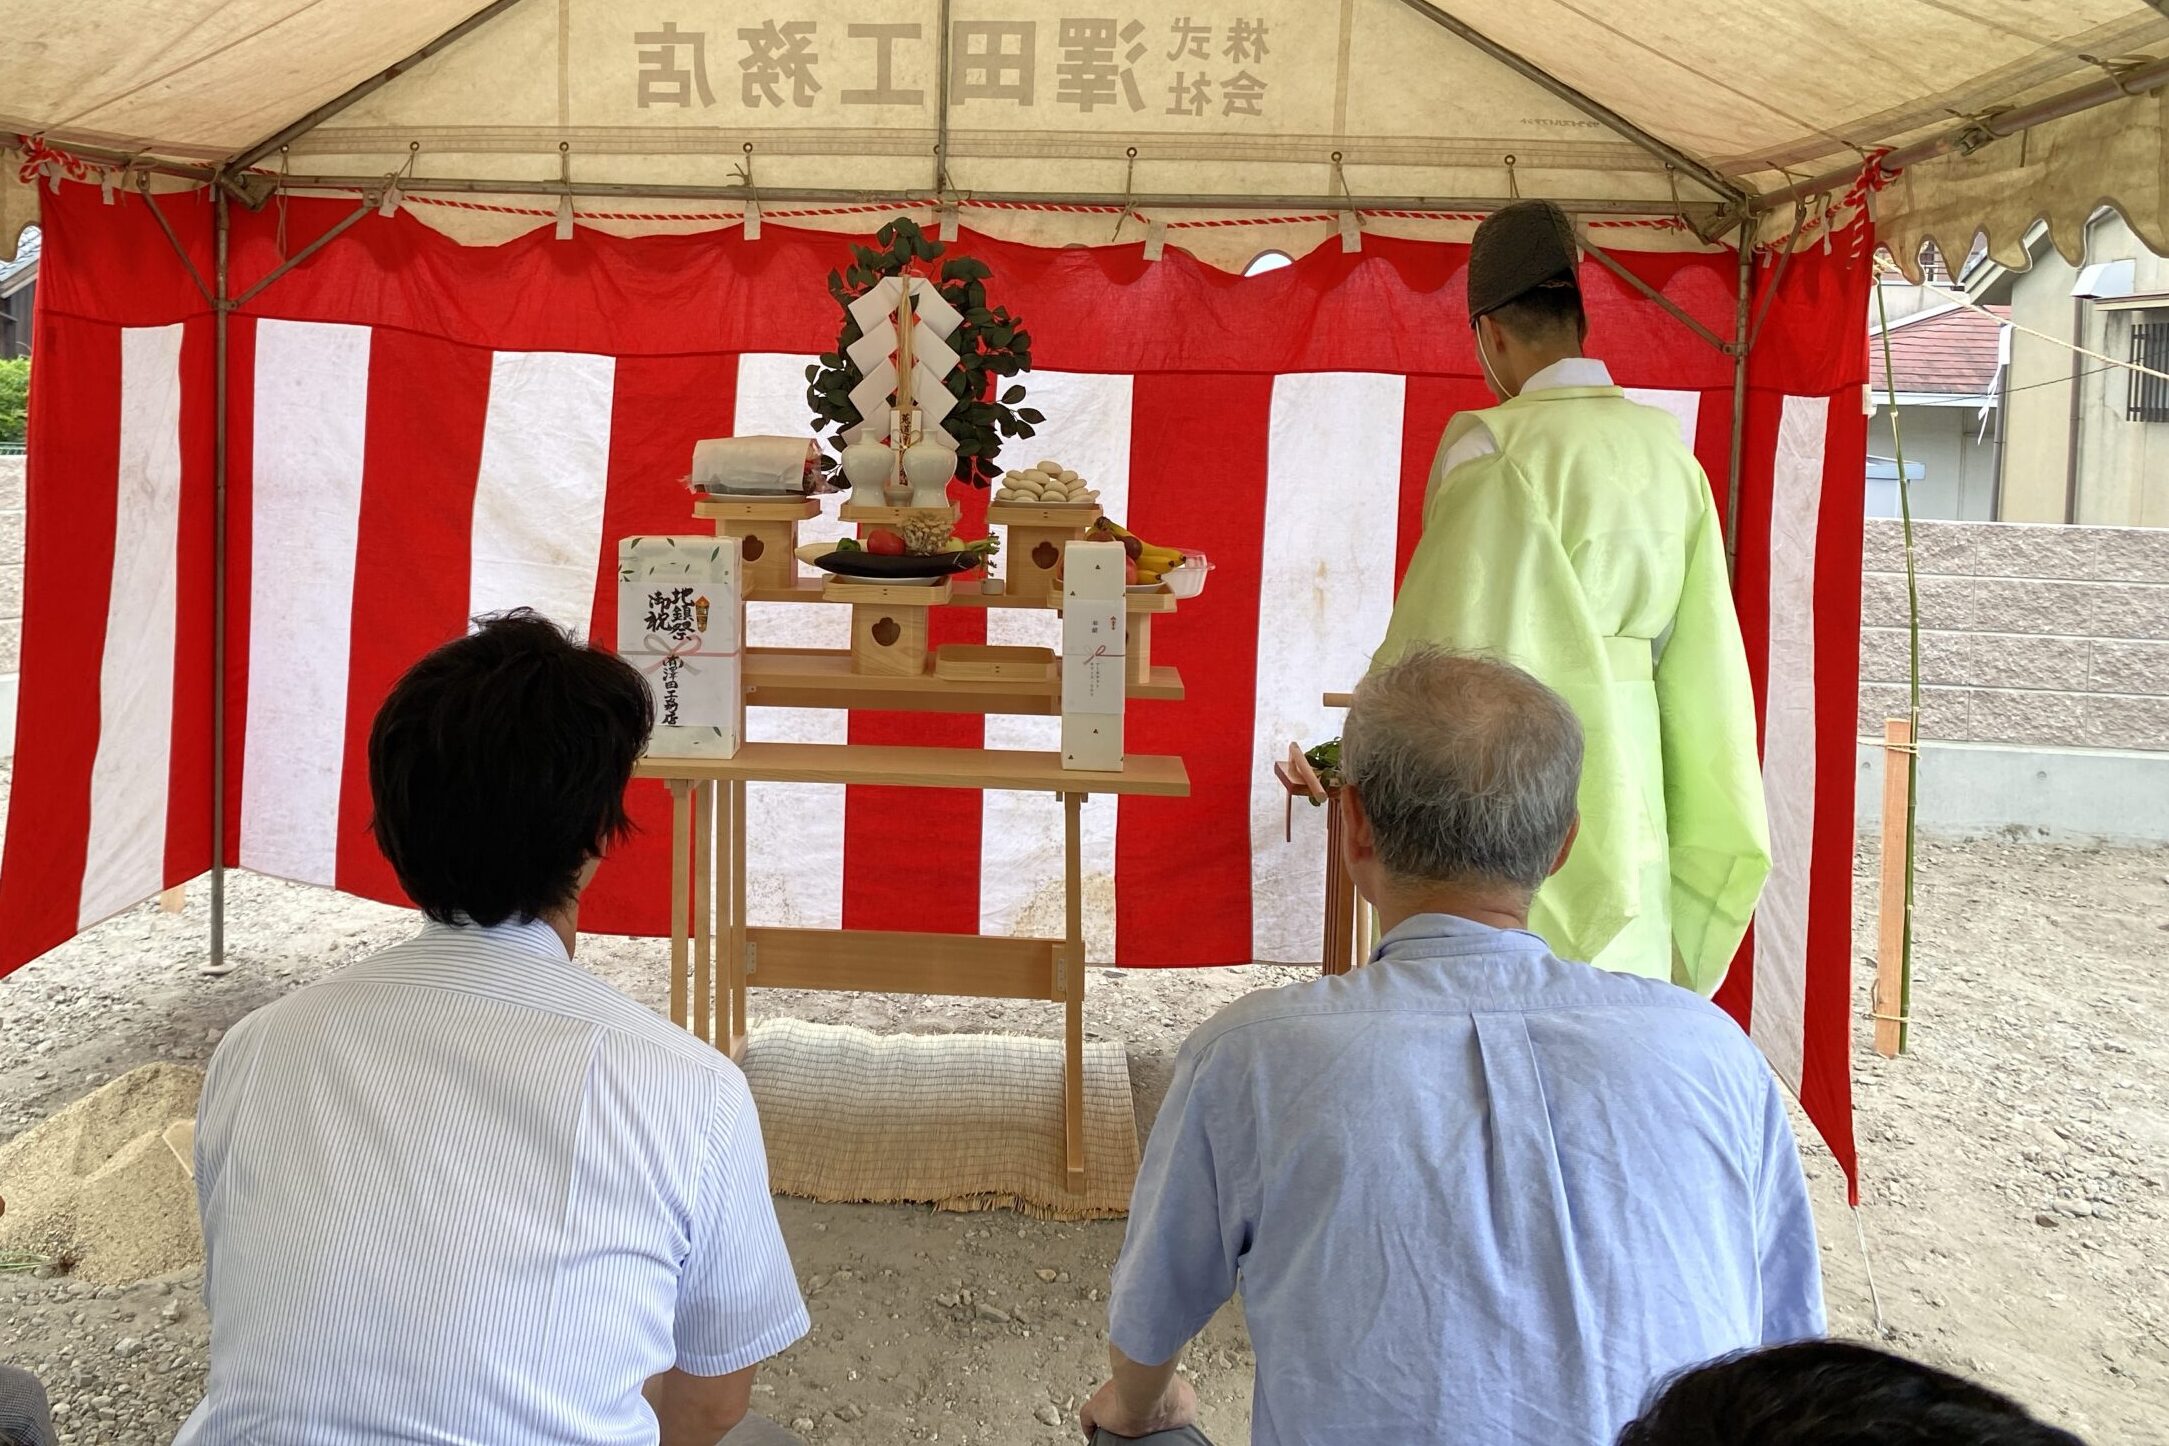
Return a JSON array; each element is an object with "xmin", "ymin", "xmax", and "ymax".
[{"xmin": 2129, "ymin": 320, "xmax": 2169, "ymax": 422}]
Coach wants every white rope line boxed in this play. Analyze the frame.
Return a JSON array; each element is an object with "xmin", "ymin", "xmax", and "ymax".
[
  {"xmin": 1874, "ymin": 256, "xmax": 2169, "ymax": 385},
  {"xmin": 1851, "ymin": 1204, "xmax": 1891, "ymax": 1339}
]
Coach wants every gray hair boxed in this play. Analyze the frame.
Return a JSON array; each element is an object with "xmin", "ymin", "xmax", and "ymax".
[{"xmin": 1342, "ymin": 648, "xmax": 1584, "ymax": 893}]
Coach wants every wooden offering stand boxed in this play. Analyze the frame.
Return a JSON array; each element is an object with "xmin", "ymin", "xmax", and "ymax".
[
  {"xmin": 986, "ymin": 500, "xmax": 1101, "ymax": 602},
  {"xmin": 1274, "ymin": 691, "xmax": 1370, "ymax": 976},
  {"xmin": 639, "ymin": 491, "xmax": 1194, "ymax": 1188},
  {"xmin": 693, "ymin": 495, "xmax": 820, "ymax": 593}
]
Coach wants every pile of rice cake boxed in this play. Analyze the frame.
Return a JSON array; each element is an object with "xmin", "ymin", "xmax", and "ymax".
[{"xmin": 995, "ymin": 461, "xmax": 1098, "ymax": 506}]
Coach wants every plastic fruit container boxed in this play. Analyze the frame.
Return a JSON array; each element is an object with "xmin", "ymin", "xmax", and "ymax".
[{"xmin": 1162, "ymin": 553, "xmax": 1213, "ymax": 598}]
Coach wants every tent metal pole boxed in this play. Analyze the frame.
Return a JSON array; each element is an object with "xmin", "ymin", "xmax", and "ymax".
[
  {"xmin": 1754, "ymin": 55, "xmax": 2169, "ymax": 211},
  {"xmin": 1578, "ymin": 235, "xmax": 1732, "ymax": 353},
  {"xmin": 210, "ymin": 189, "xmax": 230, "ymax": 972},
  {"xmin": 1725, "ymin": 233, "xmax": 1752, "ymax": 579},
  {"xmin": 16, "ymin": 140, "xmax": 218, "ymax": 181},
  {"xmin": 1388, "ymin": 0, "xmax": 1747, "ymax": 206},
  {"xmin": 230, "ymin": 198, "xmax": 377, "ymax": 307},
  {"xmin": 133, "ymin": 177, "xmax": 216, "ymax": 306},
  {"xmin": 252, "ymin": 173, "xmax": 1724, "ymax": 221},
  {"xmin": 227, "ymin": 0, "xmax": 537, "ymax": 175}
]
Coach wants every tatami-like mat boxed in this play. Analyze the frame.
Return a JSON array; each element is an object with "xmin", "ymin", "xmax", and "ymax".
[{"xmin": 743, "ymin": 1020, "xmax": 1139, "ymax": 1220}]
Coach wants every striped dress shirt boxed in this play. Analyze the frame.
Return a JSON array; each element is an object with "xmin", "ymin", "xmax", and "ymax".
[{"xmin": 175, "ymin": 917, "xmax": 808, "ymax": 1445}]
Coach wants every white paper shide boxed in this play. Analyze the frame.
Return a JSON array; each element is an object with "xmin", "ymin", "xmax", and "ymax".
[
  {"xmin": 617, "ymin": 536, "xmax": 744, "ymax": 759},
  {"xmin": 1060, "ymin": 540, "xmax": 1126, "ymax": 772}
]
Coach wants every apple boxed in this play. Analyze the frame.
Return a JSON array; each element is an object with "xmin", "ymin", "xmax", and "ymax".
[
  {"xmin": 1125, "ymin": 556, "xmax": 1139, "ymax": 585},
  {"xmin": 866, "ymin": 529, "xmax": 906, "ymax": 557}
]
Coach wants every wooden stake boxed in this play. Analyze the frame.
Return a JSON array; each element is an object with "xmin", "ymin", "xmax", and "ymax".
[
  {"xmin": 159, "ymin": 885, "xmax": 186, "ymax": 914},
  {"xmin": 1874, "ymin": 718, "xmax": 1915, "ymax": 1057}
]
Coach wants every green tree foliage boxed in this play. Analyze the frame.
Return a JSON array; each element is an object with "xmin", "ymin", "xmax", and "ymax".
[{"xmin": 0, "ymin": 357, "xmax": 26, "ymax": 447}]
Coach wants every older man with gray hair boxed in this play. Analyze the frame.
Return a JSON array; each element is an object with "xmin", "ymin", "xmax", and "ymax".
[{"xmin": 1082, "ymin": 650, "xmax": 1823, "ymax": 1446}]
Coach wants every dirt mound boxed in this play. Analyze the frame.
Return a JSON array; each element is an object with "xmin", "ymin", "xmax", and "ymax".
[{"xmin": 0, "ymin": 1062, "xmax": 203, "ymax": 1283}]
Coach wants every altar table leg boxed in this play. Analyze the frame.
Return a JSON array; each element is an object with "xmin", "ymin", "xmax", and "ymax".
[
  {"xmin": 725, "ymin": 779, "xmax": 750, "ymax": 1063},
  {"xmin": 1063, "ymin": 792, "xmax": 1087, "ymax": 1190},
  {"xmin": 1322, "ymin": 794, "xmax": 1349, "ymax": 976},
  {"xmin": 668, "ymin": 779, "xmax": 691, "ymax": 1029},
  {"xmin": 692, "ymin": 782, "xmax": 713, "ymax": 1045}
]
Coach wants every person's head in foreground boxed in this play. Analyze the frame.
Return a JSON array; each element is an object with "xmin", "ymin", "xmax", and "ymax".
[
  {"xmin": 368, "ymin": 606, "xmax": 653, "ymax": 944},
  {"xmin": 1468, "ymin": 197, "xmax": 1590, "ymax": 400},
  {"xmin": 181, "ymin": 609, "xmax": 809, "ymax": 1446},
  {"xmin": 1338, "ymin": 645, "xmax": 1583, "ymax": 930},
  {"xmin": 1085, "ymin": 647, "xmax": 1824, "ymax": 1446},
  {"xmin": 1618, "ymin": 1341, "xmax": 2089, "ymax": 1446}
]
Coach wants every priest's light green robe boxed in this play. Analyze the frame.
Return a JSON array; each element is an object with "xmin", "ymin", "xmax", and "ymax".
[{"xmin": 1374, "ymin": 379, "xmax": 1770, "ymax": 993}]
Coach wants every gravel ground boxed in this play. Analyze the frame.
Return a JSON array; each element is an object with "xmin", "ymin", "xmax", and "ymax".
[{"xmin": 0, "ymin": 754, "xmax": 2164, "ymax": 1444}]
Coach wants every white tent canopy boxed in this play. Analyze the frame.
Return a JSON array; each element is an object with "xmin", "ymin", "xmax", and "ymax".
[{"xmin": 2, "ymin": 0, "xmax": 2165, "ymax": 270}]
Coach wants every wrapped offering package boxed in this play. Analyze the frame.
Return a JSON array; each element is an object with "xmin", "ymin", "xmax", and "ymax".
[
  {"xmin": 617, "ymin": 536, "xmax": 744, "ymax": 759},
  {"xmin": 689, "ymin": 435, "xmax": 835, "ymax": 495},
  {"xmin": 1060, "ymin": 540, "xmax": 1126, "ymax": 772}
]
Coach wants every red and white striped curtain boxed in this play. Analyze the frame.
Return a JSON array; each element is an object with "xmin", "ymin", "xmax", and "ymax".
[{"xmin": 0, "ymin": 185, "xmax": 1869, "ymax": 1192}]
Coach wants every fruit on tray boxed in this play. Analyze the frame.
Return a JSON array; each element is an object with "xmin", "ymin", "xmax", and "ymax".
[
  {"xmin": 1088, "ymin": 518, "xmax": 1188, "ymax": 584},
  {"xmin": 866, "ymin": 528, "xmax": 906, "ymax": 557},
  {"xmin": 994, "ymin": 459, "xmax": 1099, "ymax": 507},
  {"xmin": 940, "ymin": 534, "xmax": 1002, "ymax": 565}
]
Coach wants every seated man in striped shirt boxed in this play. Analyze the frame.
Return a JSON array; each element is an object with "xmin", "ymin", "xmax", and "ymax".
[
  {"xmin": 1085, "ymin": 649, "xmax": 1824, "ymax": 1446},
  {"xmin": 178, "ymin": 610, "xmax": 808, "ymax": 1446}
]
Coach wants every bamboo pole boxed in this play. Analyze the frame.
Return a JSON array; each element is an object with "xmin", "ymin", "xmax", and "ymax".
[{"xmin": 1872, "ymin": 278, "xmax": 1922, "ymax": 1057}]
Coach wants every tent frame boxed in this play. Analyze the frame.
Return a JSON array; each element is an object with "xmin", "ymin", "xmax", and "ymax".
[{"xmin": 76, "ymin": 0, "xmax": 2161, "ymax": 969}]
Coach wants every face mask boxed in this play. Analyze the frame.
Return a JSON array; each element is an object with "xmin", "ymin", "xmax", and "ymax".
[{"xmin": 1475, "ymin": 321, "xmax": 1510, "ymax": 400}]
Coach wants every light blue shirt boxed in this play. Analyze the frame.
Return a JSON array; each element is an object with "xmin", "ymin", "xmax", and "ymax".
[
  {"xmin": 1108, "ymin": 914, "xmax": 1824, "ymax": 1446},
  {"xmin": 177, "ymin": 917, "xmax": 809, "ymax": 1445}
]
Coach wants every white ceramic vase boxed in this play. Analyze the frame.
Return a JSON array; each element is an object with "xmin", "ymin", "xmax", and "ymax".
[
  {"xmin": 840, "ymin": 440, "xmax": 894, "ymax": 509},
  {"xmin": 902, "ymin": 441, "xmax": 958, "ymax": 510}
]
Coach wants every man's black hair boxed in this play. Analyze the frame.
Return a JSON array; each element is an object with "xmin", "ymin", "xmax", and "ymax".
[
  {"xmin": 368, "ymin": 609, "xmax": 654, "ymax": 927},
  {"xmin": 1482, "ymin": 276, "xmax": 1588, "ymax": 347},
  {"xmin": 1617, "ymin": 1342, "xmax": 2088, "ymax": 1446}
]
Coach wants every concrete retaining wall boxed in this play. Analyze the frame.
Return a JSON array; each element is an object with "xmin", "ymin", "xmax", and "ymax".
[
  {"xmin": 0, "ymin": 454, "xmax": 19, "ymax": 760},
  {"xmin": 1856, "ymin": 516, "xmax": 2169, "ymax": 842},
  {"xmin": 1859, "ymin": 517, "xmax": 2169, "ymax": 752}
]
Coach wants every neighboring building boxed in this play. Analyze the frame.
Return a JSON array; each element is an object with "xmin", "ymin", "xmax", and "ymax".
[
  {"xmin": 1867, "ymin": 300, "xmax": 2007, "ymax": 521},
  {"xmin": 1967, "ymin": 211, "xmax": 2169, "ymax": 528},
  {"xmin": 0, "ymin": 225, "xmax": 34, "ymax": 359}
]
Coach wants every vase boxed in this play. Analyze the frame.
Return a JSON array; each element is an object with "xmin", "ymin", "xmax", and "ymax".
[
  {"xmin": 840, "ymin": 440, "xmax": 894, "ymax": 509},
  {"xmin": 902, "ymin": 441, "xmax": 958, "ymax": 510}
]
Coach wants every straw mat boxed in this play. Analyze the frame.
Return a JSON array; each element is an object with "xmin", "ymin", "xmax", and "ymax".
[{"xmin": 743, "ymin": 1020, "xmax": 1139, "ymax": 1220}]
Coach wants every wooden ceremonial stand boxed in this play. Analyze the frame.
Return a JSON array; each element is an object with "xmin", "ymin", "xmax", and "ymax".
[
  {"xmin": 1274, "ymin": 690, "xmax": 1369, "ymax": 976},
  {"xmin": 637, "ymin": 496, "xmax": 1192, "ymax": 1188}
]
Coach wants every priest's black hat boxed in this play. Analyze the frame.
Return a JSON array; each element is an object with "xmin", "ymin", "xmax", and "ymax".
[{"xmin": 1468, "ymin": 200, "xmax": 1582, "ymax": 323}]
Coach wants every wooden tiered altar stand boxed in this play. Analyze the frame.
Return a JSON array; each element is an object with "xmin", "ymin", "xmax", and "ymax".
[{"xmin": 638, "ymin": 494, "xmax": 1191, "ymax": 1188}]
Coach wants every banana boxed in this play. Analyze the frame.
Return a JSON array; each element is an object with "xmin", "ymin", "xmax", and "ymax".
[{"xmin": 1087, "ymin": 517, "xmax": 1187, "ymax": 582}]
